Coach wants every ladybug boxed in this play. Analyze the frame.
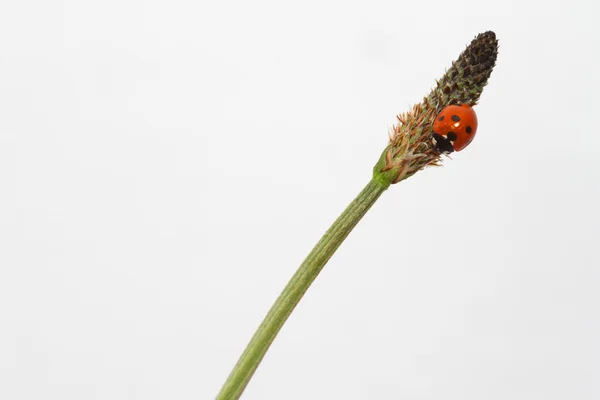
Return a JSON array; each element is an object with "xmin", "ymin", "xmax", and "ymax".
[{"xmin": 432, "ymin": 104, "xmax": 478, "ymax": 153}]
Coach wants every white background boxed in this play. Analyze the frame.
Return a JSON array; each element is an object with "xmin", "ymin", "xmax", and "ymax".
[{"xmin": 1, "ymin": 1, "xmax": 599, "ymax": 399}]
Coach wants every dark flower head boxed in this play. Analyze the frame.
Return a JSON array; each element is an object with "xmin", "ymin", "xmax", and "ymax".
[{"xmin": 374, "ymin": 31, "xmax": 499, "ymax": 185}]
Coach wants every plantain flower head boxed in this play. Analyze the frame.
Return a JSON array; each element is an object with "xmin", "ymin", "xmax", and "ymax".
[{"xmin": 374, "ymin": 31, "xmax": 499, "ymax": 186}]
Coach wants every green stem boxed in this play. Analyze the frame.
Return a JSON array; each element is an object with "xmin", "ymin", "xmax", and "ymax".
[{"xmin": 216, "ymin": 177, "xmax": 389, "ymax": 399}]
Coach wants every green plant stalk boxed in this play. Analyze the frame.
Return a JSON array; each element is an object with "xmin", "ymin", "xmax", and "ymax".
[
  {"xmin": 216, "ymin": 31, "xmax": 498, "ymax": 399},
  {"xmin": 216, "ymin": 176, "xmax": 390, "ymax": 400}
]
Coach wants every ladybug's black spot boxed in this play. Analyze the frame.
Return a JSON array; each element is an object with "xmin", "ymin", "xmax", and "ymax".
[
  {"xmin": 438, "ymin": 115, "xmax": 445, "ymax": 121},
  {"xmin": 447, "ymin": 131, "xmax": 458, "ymax": 141},
  {"xmin": 451, "ymin": 115, "xmax": 460, "ymax": 122},
  {"xmin": 466, "ymin": 126, "xmax": 473, "ymax": 134}
]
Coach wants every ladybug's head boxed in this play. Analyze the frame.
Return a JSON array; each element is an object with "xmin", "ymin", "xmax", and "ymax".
[{"xmin": 432, "ymin": 132, "xmax": 456, "ymax": 154}]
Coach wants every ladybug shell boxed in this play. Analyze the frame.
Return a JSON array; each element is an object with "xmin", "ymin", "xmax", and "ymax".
[{"xmin": 433, "ymin": 104, "xmax": 478, "ymax": 152}]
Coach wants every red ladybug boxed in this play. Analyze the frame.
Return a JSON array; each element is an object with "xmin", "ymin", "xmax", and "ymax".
[{"xmin": 432, "ymin": 104, "xmax": 478, "ymax": 153}]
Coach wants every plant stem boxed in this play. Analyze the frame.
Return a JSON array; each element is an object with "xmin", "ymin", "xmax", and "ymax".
[{"xmin": 216, "ymin": 177, "xmax": 389, "ymax": 399}]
